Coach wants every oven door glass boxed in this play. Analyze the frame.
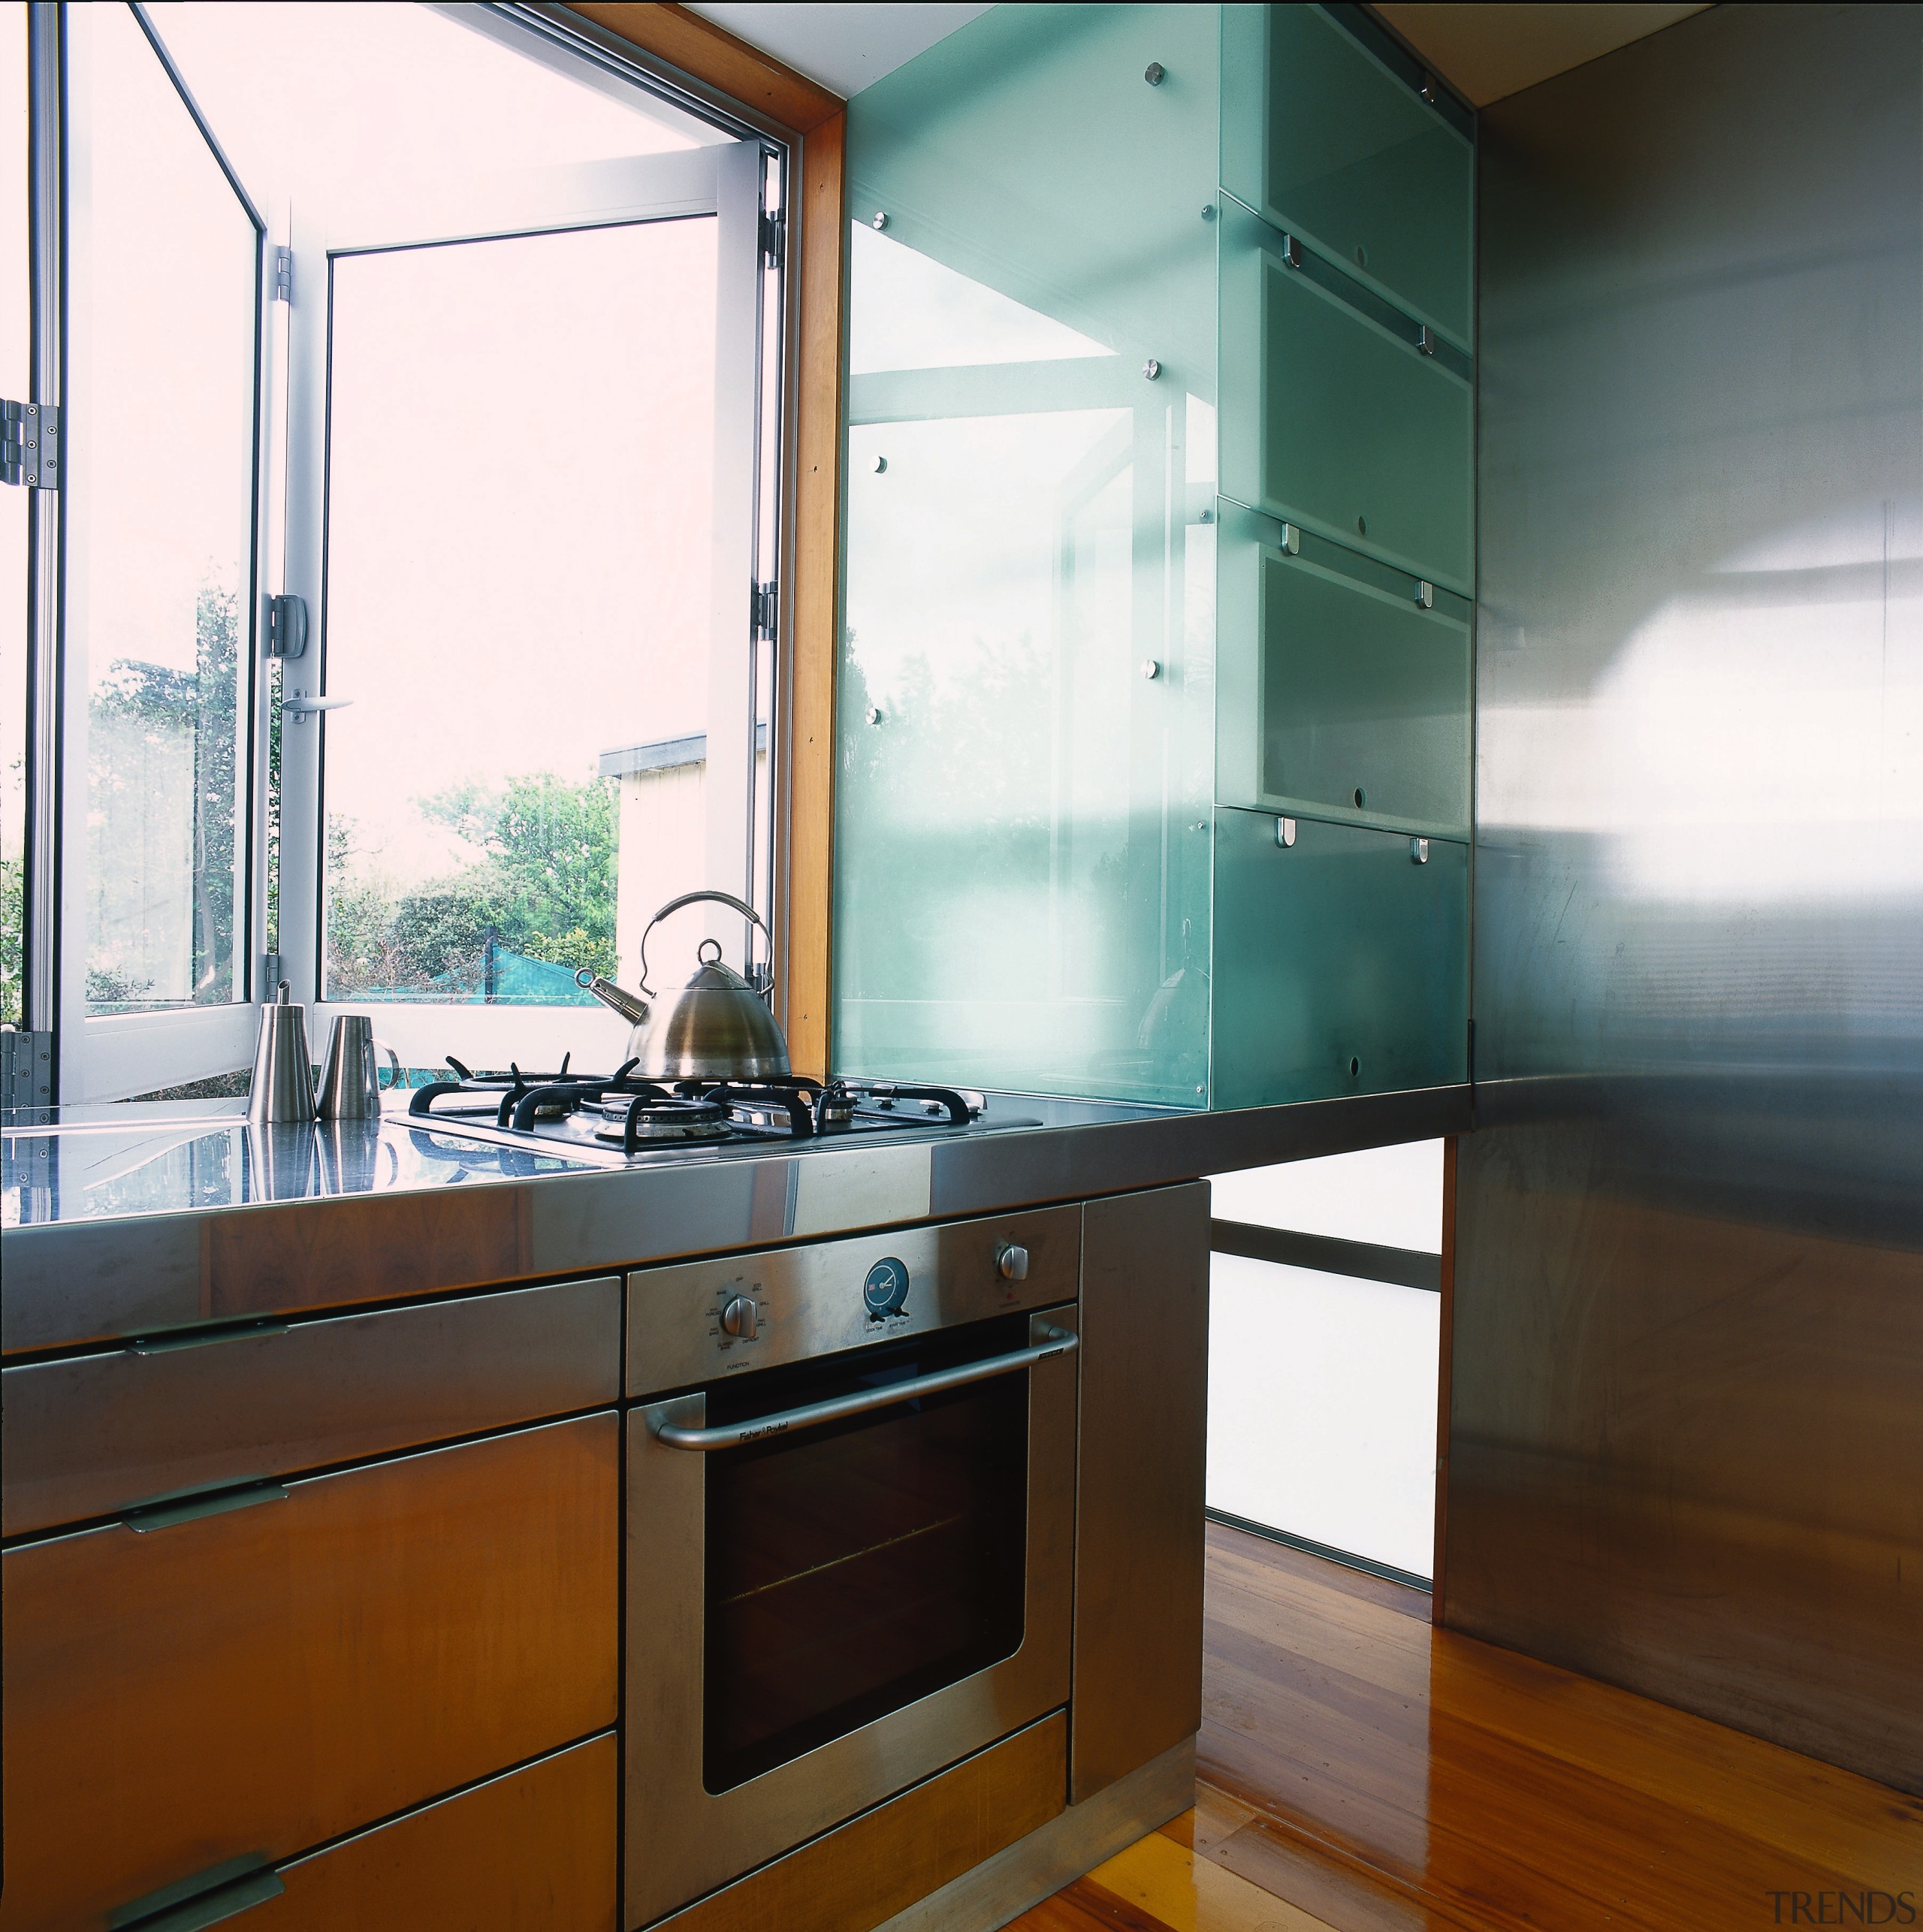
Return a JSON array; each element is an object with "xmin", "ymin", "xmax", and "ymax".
[{"xmin": 700, "ymin": 1312, "xmax": 1032, "ymax": 1793}]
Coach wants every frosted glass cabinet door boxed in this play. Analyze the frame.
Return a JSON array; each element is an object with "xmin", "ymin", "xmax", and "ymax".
[
  {"xmin": 1221, "ymin": 205, "xmax": 1473, "ymax": 593},
  {"xmin": 1209, "ymin": 807, "xmax": 1467, "ymax": 1109},
  {"xmin": 1254, "ymin": 537, "xmax": 1470, "ymax": 835},
  {"xmin": 1221, "ymin": 3, "xmax": 1473, "ymax": 348}
]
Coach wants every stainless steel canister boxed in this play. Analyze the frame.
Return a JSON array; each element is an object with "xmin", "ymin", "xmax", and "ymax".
[{"xmin": 247, "ymin": 981, "xmax": 315, "ymax": 1125}]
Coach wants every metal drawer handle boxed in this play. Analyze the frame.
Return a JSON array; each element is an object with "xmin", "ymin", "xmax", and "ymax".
[
  {"xmin": 652, "ymin": 1324, "xmax": 1079, "ymax": 1452},
  {"xmin": 128, "ymin": 1318, "xmax": 288, "ymax": 1356},
  {"xmin": 122, "ymin": 1478, "xmax": 288, "ymax": 1534},
  {"xmin": 110, "ymin": 1853, "xmax": 284, "ymax": 1931}
]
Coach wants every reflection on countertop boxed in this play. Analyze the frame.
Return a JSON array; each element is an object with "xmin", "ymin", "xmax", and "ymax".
[
  {"xmin": 1, "ymin": 1090, "xmax": 1180, "ymax": 1232},
  {"xmin": 2, "ymin": 1100, "xmax": 602, "ymax": 1230}
]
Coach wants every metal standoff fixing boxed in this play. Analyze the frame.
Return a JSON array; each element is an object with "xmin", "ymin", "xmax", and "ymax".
[
  {"xmin": 1142, "ymin": 358, "xmax": 1162, "ymax": 381},
  {"xmin": 1144, "ymin": 61, "xmax": 1165, "ymax": 85}
]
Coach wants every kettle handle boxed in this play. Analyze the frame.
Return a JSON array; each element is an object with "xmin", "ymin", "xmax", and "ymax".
[{"xmin": 639, "ymin": 890, "xmax": 774, "ymax": 1002}]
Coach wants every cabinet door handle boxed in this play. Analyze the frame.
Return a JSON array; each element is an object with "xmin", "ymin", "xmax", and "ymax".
[{"xmin": 122, "ymin": 1478, "xmax": 288, "ymax": 1534}]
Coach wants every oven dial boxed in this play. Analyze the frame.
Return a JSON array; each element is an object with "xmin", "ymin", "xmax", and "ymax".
[
  {"xmin": 863, "ymin": 1257, "xmax": 910, "ymax": 1319},
  {"xmin": 720, "ymin": 1295, "xmax": 759, "ymax": 1340},
  {"xmin": 998, "ymin": 1242, "xmax": 1030, "ymax": 1282}
]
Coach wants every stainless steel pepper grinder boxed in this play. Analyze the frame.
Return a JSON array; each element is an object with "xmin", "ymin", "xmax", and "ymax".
[{"xmin": 247, "ymin": 980, "xmax": 315, "ymax": 1124}]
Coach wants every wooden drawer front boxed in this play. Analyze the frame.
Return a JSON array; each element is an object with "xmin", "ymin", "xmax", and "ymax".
[
  {"xmin": 1, "ymin": 1414, "xmax": 619, "ymax": 1932},
  {"xmin": 653, "ymin": 1711, "xmax": 1066, "ymax": 1932},
  {"xmin": 250, "ymin": 1734, "xmax": 617, "ymax": 1930},
  {"xmin": 2, "ymin": 1275, "xmax": 621, "ymax": 1536}
]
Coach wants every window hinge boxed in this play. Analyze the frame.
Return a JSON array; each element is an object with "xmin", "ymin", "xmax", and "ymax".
[
  {"xmin": 265, "ymin": 592, "xmax": 309, "ymax": 659},
  {"xmin": 1, "ymin": 399, "xmax": 59, "ymax": 489},
  {"xmin": 1, "ymin": 1028, "xmax": 54, "ymax": 1109},
  {"xmin": 752, "ymin": 581, "xmax": 778, "ymax": 642},
  {"xmin": 272, "ymin": 246, "xmax": 293, "ymax": 303},
  {"xmin": 759, "ymin": 209, "xmax": 785, "ymax": 270}
]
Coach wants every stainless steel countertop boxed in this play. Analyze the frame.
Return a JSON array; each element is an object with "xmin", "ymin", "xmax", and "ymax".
[{"xmin": 0, "ymin": 1085, "xmax": 1469, "ymax": 1355}]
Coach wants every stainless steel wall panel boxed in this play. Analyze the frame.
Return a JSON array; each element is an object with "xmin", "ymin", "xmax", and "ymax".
[{"xmin": 1459, "ymin": 1, "xmax": 1923, "ymax": 1793}]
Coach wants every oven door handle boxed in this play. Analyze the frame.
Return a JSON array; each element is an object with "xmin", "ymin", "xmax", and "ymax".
[{"xmin": 651, "ymin": 1324, "xmax": 1079, "ymax": 1451}]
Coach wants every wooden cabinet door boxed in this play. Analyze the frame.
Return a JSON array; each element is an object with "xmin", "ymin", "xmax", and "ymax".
[
  {"xmin": 2, "ymin": 1414, "xmax": 618, "ymax": 1932},
  {"xmin": 254, "ymin": 1735, "xmax": 617, "ymax": 1930}
]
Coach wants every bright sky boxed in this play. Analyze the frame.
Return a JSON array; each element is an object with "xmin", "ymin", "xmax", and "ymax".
[{"xmin": 325, "ymin": 219, "xmax": 717, "ymax": 885}]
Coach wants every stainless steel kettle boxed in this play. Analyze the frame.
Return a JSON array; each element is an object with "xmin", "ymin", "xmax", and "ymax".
[{"xmin": 576, "ymin": 889, "xmax": 790, "ymax": 1082}]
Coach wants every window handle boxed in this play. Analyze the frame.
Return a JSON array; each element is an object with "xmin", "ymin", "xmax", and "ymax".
[{"xmin": 282, "ymin": 694, "xmax": 352, "ymax": 717}]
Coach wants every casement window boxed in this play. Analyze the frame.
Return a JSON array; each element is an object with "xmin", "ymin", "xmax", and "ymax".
[{"xmin": 2, "ymin": 1, "xmax": 788, "ymax": 1101}]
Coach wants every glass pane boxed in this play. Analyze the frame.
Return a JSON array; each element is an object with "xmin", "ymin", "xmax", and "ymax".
[
  {"xmin": 1220, "ymin": 203, "xmax": 1473, "ymax": 592},
  {"xmin": 1253, "ymin": 538, "xmax": 1471, "ymax": 834},
  {"xmin": 701, "ymin": 1318, "xmax": 1030, "ymax": 1792},
  {"xmin": 70, "ymin": 4, "xmax": 256, "ymax": 1015},
  {"xmin": 321, "ymin": 220, "xmax": 717, "ymax": 1020},
  {"xmin": 1207, "ymin": 1253, "xmax": 1438, "ymax": 1579},
  {"xmin": 1210, "ymin": 1142, "xmax": 1445, "ymax": 1249},
  {"xmin": 1221, "ymin": 2, "xmax": 1472, "ymax": 347},
  {"xmin": 837, "ymin": 3, "xmax": 1218, "ymax": 1107},
  {"xmin": 1, "ymin": 0, "xmax": 27, "ymax": 1028},
  {"xmin": 1209, "ymin": 806, "xmax": 1467, "ymax": 1109}
]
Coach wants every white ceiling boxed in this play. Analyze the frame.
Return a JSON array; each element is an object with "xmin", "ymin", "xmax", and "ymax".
[
  {"xmin": 690, "ymin": 3, "xmax": 1712, "ymax": 114},
  {"xmin": 682, "ymin": 4, "xmax": 992, "ymax": 101}
]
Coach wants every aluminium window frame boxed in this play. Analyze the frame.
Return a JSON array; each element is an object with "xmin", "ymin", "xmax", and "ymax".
[
  {"xmin": 47, "ymin": 0, "xmax": 273, "ymax": 1103},
  {"xmin": 14, "ymin": 0, "xmax": 796, "ymax": 1100}
]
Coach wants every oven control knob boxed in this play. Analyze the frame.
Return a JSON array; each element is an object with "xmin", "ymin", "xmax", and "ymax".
[
  {"xmin": 998, "ymin": 1243, "xmax": 1030, "ymax": 1283},
  {"xmin": 720, "ymin": 1295, "xmax": 759, "ymax": 1340},
  {"xmin": 863, "ymin": 1257, "xmax": 910, "ymax": 1319}
]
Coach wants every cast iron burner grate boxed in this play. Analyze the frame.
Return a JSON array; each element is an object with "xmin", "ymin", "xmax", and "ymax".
[{"xmin": 408, "ymin": 1059, "xmax": 982, "ymax": 1154}]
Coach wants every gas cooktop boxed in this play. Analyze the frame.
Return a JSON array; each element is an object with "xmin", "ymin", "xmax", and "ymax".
[{"xmin": 402, "ymin": 1060, "xmax": 1040, "ymax": 1164}]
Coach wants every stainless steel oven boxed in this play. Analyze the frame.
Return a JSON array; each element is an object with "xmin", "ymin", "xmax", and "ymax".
[{"xmin": 623, "ymin": 1207, "xmax": 1082, "ymax": 1927}]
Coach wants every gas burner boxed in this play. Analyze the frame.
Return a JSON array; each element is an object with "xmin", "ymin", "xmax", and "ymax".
[
  {"xmin": 593, "ymin": 1096, "xmax": 732, "ymax": 1145},
  {"xmin": 815, "ymin": 1081, "xmax": 982, "ymax": 1129}
]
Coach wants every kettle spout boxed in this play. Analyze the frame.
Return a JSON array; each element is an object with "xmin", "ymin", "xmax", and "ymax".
[{"xmin": 575, "ymin": 969, "xmax": 651, "ymax": 1029}]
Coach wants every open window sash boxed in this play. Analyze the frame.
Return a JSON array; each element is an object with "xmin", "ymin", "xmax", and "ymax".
[
  {"xmin": 276, "ymin": 137, "xmax": 772, "ymax": 1075},
  {"xmin": 56, "ymin": 1, "xmax": 270, "ymax": 1101}
]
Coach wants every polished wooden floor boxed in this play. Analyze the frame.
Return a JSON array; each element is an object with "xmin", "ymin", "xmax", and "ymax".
[{"xmin": 1013, "ymin": 1523, "xmax": 1923, "ymax": 1932}]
